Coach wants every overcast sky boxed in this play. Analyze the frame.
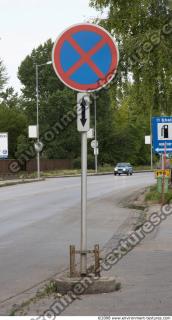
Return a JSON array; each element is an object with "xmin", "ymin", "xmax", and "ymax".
[{"xmin": 0, "ymin": 0, "xmax": 104, "ymax": 92}]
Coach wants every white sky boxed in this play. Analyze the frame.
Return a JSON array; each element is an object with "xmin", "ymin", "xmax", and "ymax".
[{"xmin": 0, "ymin": 0, "xmax": 103, "ymax": 92}]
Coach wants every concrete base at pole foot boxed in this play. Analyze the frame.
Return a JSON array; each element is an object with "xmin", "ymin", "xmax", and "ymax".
[{"xmin": 54, "ymin": 276, "xmax": 121, "ymax": 295}]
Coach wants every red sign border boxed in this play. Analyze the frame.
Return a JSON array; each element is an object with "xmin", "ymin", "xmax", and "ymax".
[{"xmin": 52, "ymin": 23, "xmax": 119, "ymax": 92}]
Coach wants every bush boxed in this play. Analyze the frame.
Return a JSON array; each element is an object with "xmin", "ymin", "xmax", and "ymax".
[
  {"xmin": 87, "ymin": 155, "xmax": 95, "ymax": 169},
  {"xmin": 73, "ymin": 155, "xmax": 95, "ymax": 170},
  {"xmin": 73, "ymin": 157, "xmax": 81, "ymax": 169}
]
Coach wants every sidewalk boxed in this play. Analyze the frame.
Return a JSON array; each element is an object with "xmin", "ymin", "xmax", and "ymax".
[{"xmin": 62, "ymin": 204, "xmax": 172, "ymax": 315}]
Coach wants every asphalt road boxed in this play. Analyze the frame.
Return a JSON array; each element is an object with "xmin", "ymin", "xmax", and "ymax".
[{"xmin": 0, "ymin": 173, "xmax": 154, "ymax": 303}]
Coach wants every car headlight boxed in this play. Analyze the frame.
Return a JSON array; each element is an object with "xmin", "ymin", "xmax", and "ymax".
[
  {"xmin": 123, "ymin": 168, "xmax": 126, "ymax": 171},
  {"xmin": 115, "ymin": 168, "xmax": 117, "ymax": 171}
]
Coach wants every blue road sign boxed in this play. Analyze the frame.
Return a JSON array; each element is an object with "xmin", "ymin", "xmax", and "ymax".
[
  {"xmin": 52, "ymin": 23, "xmax": 119, "ymax": 92},
  {"xmin": 152, "ymin": 116, "xmax": 172, "ymax": 153}
]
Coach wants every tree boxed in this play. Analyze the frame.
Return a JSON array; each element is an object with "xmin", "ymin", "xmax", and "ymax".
[
  {"xmin": 0, "ymin": 59, "xmax": 7, "ymax": 92},
  {"xmin": 0, "ymin": 104, "xmax": 27, "ymax": 157},
  {"xmin": 90, "ymin": 0, "xmax": 172, "ymax": 115},
  {"xmin": 88, "ymin": 0, "xmax": 172, "ymax": 165},
  {"xmin": 0, "ymin": 87, "xmax": 19, "ymax": 108},
  {"xmin": 18, "ymin": 39, "xmax": 64, "ymax": 100}
]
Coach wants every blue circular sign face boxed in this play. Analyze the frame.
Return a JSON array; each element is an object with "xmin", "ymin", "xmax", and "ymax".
[{"xmin": 52, "ymin": 23, "xmax": 119, "ymax": 92}]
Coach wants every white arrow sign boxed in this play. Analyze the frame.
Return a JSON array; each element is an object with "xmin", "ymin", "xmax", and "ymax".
[
  {"xmin": 155, "ymin": 148, "xmax": 172, "ymax": 152},
  {"xmin": 77, "ymin": 93, "xmax": 90, "ymax": 132}
]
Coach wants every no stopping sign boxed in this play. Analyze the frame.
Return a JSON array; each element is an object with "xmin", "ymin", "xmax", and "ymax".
[{"xmin": 52, "ymin": 23, "xmax": 119, "ymax": 92}]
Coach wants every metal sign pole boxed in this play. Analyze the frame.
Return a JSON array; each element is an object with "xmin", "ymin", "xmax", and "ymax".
[
  {"xmin": 94, "ymin": 95, "xmax": 98, "ymax": 174},
  {"xmin": 150, "ymin": 112, "xmax": 153, "ymax": 170},
  {"xmin": 151, "ymin": 138, "xmax": 153, "ymax": 170},
  {"xmin": 36, "ymin": 64, "xmax": 40, "ymax": 180},
  {"xmin": 81, "ymin": 130, "xmax": 88, "ymax": 276},
  {"xmin": 77, "ymin": 93, "xmax": 90, "ymax": 276}
]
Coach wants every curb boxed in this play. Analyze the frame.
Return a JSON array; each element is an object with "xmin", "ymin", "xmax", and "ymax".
[
  {"xmin": 0, "ymin": 171, "xmax": 153, "ymax": 186},
  {"xmin": 0, "ymin": 178, "xmax": 45, "ymax": 188},
  {"xmin": 45, "ymin": 170, "xmax": 153, "ymax": 179},
  {"xmin": 54, "ymin": 276, "xmax": 120, "ymax": 295}
]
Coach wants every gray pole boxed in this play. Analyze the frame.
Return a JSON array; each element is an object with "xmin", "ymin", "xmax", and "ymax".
[
  {"xmin": 150, "ymin": 109, "xmax": 153, "ymax": 170},
  {"xmin": 151, "ymin": 137, "xmax": 153, "ymax": 170},
  {"xmin": 94, "ymin": 94, "xmax": 98, "ymax": 173},
  {"xmin": 35, "ymin": 61, "xmax": 52, "ymax": 180},
  {"xmin": 80, "ymin": 130, "xmax": 87, "ymax": 276},
  {"xmin": 36, "ymin": 65, "xmax": 40, "ymax": 180}
]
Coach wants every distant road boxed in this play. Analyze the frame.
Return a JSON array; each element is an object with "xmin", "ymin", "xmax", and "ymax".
[{"xmin": 0, "ymin": 173, "xmax": 154, "ymax": 302}]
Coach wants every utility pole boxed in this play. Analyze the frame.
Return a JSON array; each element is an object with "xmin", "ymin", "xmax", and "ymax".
[{"xmin": 35, "ymin": 61, "xmax": 52, "ymax": 179}]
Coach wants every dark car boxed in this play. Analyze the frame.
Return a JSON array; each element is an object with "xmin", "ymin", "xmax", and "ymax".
[{"xmin": 114, "ymin": 162, "xmax": 133, "ymax": 176}]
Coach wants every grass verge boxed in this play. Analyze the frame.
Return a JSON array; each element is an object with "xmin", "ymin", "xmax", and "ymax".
[
  {"xmin": 145, "ymin": 184, "xmax": 172, "ymax": 203},
  {"xmin": 3, "ymin": 164, "xmax": 152, "ymax": 180},
  {"xmin": 9, "ymin": 280, "xmax": 59, "ymax": 316}
]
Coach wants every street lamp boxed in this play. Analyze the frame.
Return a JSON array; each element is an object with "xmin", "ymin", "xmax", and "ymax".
[{"xmin": 35, "ymin": 60, "xmax": 52, "ymax": 179}]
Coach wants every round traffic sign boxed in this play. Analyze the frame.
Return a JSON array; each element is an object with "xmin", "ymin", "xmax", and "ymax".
[
  {"xmin": 34, "ymin": 141, "xmax": 44, "ymax": 153},
  {"xmin": 91, "ymin": 139, "xmax": 98, "ymax": 149},
  {"xmin": 52, "ymin": 23, "xmax": 119, "ymax": 92}
]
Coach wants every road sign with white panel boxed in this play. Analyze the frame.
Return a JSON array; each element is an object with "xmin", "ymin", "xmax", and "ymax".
[
  {"xmin": 94, "ymin": 147, "xmax": 99, "ymax": 155},
  {"xmin": 28, "ymin": 125, "xmax": 37, "ymax": 138},
  {"xmin": 0, "ymin": 133, "xmax": 8, "ymax": 158},
  {"xmin": 77, "ymin": 93, "xmax": 90, "ymax": 132},
  {"xmin": 87, "ymin": 128, "xmax": 94, "ymax": 139},
  {"xmin": 152, "ymin": 117, "xmax": 172, "ymax": 153},
  {"xmin": 145, "ymin": 135, "xmax": 151, "ymax": 144}
]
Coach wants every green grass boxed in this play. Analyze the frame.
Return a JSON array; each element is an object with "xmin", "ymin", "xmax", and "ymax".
[
  {"xmin": 9, "ymin": 280, "xmax": 58, "ymax": 316},
  {"xmin": 7, "ymin": 165, "xmax": 114, "ymax": 179},
  {"xmin": 134, "ymin": 165, "xmax": 152, "ymax": 171},
  {"xmin": 42, "ymin": 164, "xmax": 114, "ymax": 176},
  {"xmin": 145, "ymin": 184, "xmax": 172, "ymax": 203},
  {"xmin": 2, "ymin": 164, "xmax": 152, "ymax": 180}
]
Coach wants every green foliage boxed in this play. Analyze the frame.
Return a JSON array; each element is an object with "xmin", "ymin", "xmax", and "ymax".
[
  {"xmin": 73, "ymin": 155, "xmax": 95, "ymax": 169},
  {"xmin": 145, "ymin": 185, "xmax": 172, "ymax": 203},
  {"xmin": 90, "ymin": 0, "xmax": 172, "ymax": 114},
  {"xmin": 73, "ymin": 157, "xmax": 81, "ymax": 169},
  {"xmin": 0, "ymin": 59, "xmax": 27, "ymax": 159},
  {"xmin": 0, "ymin": 104, "xmax": 27, "ymax": 157},
  {"xmin": 15, "ymin": 134, "xmax": 31, "ymax": 159},
  {"xmin": 18, "ymin": 39, "xmax": 64, "ymax": 100},
  {"xmin": 0, "ymin": 87, "xmax": 19, "ymax": 108},
  {"xmin": 0, "ymin": 59, "xmax": 7, "ymax": 91},
  {"xmin": 88, "ymin": 0, "xmax": 172, "ymax": 165}
]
